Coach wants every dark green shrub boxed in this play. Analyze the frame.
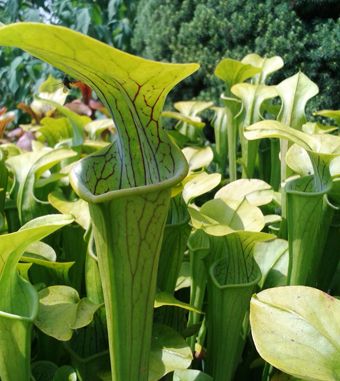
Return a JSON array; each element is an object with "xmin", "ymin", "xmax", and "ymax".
[
  {"xmin": 292, "ymin": 0, "xmax": 340, "ymax": 19},
  {"xmin": 132, "ymin": 0, "xmax": 340, "ymax": 111}
]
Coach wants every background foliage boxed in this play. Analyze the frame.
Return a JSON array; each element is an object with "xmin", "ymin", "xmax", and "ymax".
[
  {"xmin": 0, "ymin": 0, "xmax": 339, "ymax": 121},
  {"xmin": 0, "ymin": 0, "xmax": 136, "ymax": 111},
  {"xmin": 132, "ymin": 0, "xmax": 340, "ymax": 112}
]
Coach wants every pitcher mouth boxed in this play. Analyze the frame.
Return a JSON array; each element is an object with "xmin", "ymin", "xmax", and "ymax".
[{"xmin": 69, "ymin": 149, "xmax": 188, "ymax": 204}]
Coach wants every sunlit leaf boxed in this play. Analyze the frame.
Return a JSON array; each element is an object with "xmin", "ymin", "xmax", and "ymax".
[
  {"xmin": 182, "ymin": 172, "xmax": 221, "ymax": 204},
  {"xmin": 162, "ymin": 111, "xmax": 205, "ymax": 128},
  {"xmin": 254, "ymin": 239, "xmax": 288, "ymax": 288},
  {"xmin": 175, "ymin": 262, "xmax": 191, "ymax": 291},
  {"xmin": 174, "ymin": 101, "xmax": 213, "ymax": 117},
  {"xmin": 302, "ymin": 122, "xmax": 337, "ymax": 135},
  {"xmin": 37, "ymin": 98, "xmax": 90, "ymax": 146},
  {"xmin": 244, "ymin": 120, "xmax": 316, "ymax": 151},
  {"xmin": 314, "ymin": 109, "xmax": 340, "ymax": 124},
  {"xmin": 23, "ymin": 241, "xmax": 56, "ymax": 262},
  {"xmin": 182, "ymin": 146, "xmax": 214, "ymax": 171},
  {"xmin": 286, "ymin": 144, "xmax": 313, "ymax": 177},
  {"xmin": 215, "ymin": 58, "xmax": 261, "ymax": 88},
  {"xmin": 149, "ymin": 324, "xmax": 192, "ymax": 381},
  {"xmin": 189, "ymin": 198, "xmax": 265, "ymax": 236},
  {"xmin": 7, "ymin": 147, "xmax": 77, "ymax": 223},
  {"xmin": 154, "ymin": 292, "xmax": 202, "ymax": 314},
  {"xmin": 85, "ymin": 118, "xmax": 116, "ymax": 140},
  {"xmin": 31, "ymin": 85, "xmax": 68, "ymax": 117},
  {"xmin": 250, "ymin": 286, "xmax": 340, "ymax": 381},
  {"xmin": 37, "ymin": 117, "xmax": 73, "ymax": 147},
  {"xmin": 48, "ymin": 191, "xmax": 90, "ymax": 230}
]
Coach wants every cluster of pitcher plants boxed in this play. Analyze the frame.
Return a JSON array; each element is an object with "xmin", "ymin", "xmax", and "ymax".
[{"xmin": 0, "ymin": 23, "xmax": 339, "ymax": 381}]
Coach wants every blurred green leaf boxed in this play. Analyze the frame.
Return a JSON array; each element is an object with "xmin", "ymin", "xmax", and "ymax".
[
  {"xmin": 35, "ymin": 285, "xmax": 102, "ymax": 341},
  {"xmin": 173, "ymin": 369, "xmax": 213, "ymax": 381}
]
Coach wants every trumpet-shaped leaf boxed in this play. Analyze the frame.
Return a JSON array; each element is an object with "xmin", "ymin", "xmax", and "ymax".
[
  {"xmin": 273, "ymin": 72, "xmax": 319, "ymax": 180},
  {"xmin": 169, "ymin": 101, "xmax": 213, "ymax": 141},
  {"xmin": 241, "ymin": 54, "xmax": 284, "ymax": 84},
  {"xmin": 31, "ymin": 84, "xmax": 68, "ymax": 117},
  {"xmin": 250, "ymin": 286, "xmax": 340, "ymax": 381},
  {"xmin": 206, "ymin": 231, "xmax": 273, "ymax": 381},
  {"xmin": 276, "ymin": 72, "xmax": 319, "ymax": 130},
  {"xmin": 245, "ymin": 120, "xmax": 340, "ymax": 287},
  {"xmin": 231, "ymin": 83, "xmax": 278, "ymax": 178},
  {"xmin": 0, "ymin": 22, "xmax": 199, "ymax": 381},
  {"xmin": 231, "ymin": 83, "xmax": 278, "ymax": 124},
  {"xmin": 219, "ymin": 95, "xmax": 243, "ymax": 181},
  {"xmin": 285, "ymin": 176, "xmax": 335, "ymax": 286},
  {"xmin": 164, "ymin": 101, "xmax": 213, "ymax": 131},
  {"xmin": 0, "ymin": 22, "xmax": 198, "ymax": 198}
]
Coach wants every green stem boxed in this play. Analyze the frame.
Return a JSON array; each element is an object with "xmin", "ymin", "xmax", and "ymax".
[
  {"xmin": 270, "ymin": 139, "xmax": 281, "ymax": 191},
  {"xmin": 157, "ymin": 196, "xmax": 191, "ymax": 294},
  {"xmin": 226, "ymin": 107, "xmax": 238, "ymax": 181},
  {"xmin": 187, "ymin": 230, "xmax": 210, "ymax": 351}
]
